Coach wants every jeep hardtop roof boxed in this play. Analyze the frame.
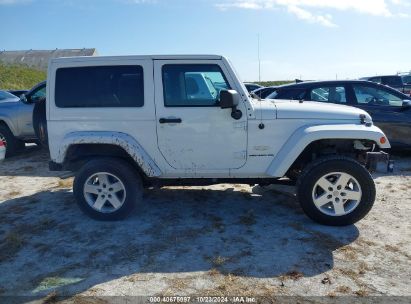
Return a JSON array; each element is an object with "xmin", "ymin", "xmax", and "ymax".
[{"xmin": 50, "ymin": 55, "xmax": 224, "ymax": 64}]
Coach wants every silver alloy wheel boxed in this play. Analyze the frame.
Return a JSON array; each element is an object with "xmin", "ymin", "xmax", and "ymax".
[
  {"xmin": 83, "ymin": 172, "xmax": 126, "ymax": 213},
  {"xmin": 312, "ymin": 172, "xmax": 362, "ymax": 217}
]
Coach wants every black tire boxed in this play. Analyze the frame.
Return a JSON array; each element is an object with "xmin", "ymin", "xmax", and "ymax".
[
  {"xmin": 15, "ymin": 139, "xmax": 26, "ymax": 151},
  {"xmin": 0, "ymin": 124, "xmax": 20, "ymax": 157},
  {"xmin": 32, "ymin": 98, "xmax": 48, "ymax": 147},
  {"xmin": 296, "ymin": 156, "xmax": 376, "ymax": 226},
  {"xmin": 73, "ymin": 158, "xmax": 142, "ymax": 220}
]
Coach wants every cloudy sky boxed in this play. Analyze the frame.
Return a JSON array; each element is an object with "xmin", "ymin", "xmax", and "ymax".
[{"xmin": 1, "ymin": 0, "xmax": 410, "ymax": 81}]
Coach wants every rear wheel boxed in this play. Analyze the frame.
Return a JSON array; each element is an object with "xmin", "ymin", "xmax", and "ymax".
[
  {"xmin": 73, "ymin": 158, "xmax": 142, "ymax": 220},
  {"xmin": 297, "ymin": 156, "xmax": 375, "ymax": 226}
]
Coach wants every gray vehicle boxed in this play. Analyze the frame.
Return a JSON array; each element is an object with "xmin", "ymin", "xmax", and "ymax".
[{"xmin": 0, "ymin": 81, "xmax": 46, "ymax": 157}]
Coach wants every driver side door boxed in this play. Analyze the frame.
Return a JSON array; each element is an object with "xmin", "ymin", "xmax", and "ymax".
[{"xmin": 154, "ymin": 60, "xmax": 248, "ymax": 175}]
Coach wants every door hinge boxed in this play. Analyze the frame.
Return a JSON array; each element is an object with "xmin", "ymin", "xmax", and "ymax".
[
  {"xmin": 234, "ymin": 121, "xmax": 247, "ymax": 130},
  {"xmin": 233, "ymin": 151, "xmax": 247, "ymax": 159}
]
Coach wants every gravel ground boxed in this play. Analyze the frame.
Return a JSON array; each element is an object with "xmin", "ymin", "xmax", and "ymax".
[{"xmin": 0, "ymin": 147, "xmax": 410, "ymax": 303}]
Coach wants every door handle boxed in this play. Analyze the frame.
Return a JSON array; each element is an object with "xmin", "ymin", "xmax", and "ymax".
[{"xmin": 159, "ymin": 118, "xmax": 182, "ymax": 124}]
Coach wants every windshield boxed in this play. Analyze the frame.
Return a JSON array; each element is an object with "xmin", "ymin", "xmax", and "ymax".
[{"xmin": 0, "ymin": 91, "xmax": 18, "ymax": 100}]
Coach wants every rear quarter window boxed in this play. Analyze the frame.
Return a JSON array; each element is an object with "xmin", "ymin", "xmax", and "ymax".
[{"xmin": 55, "ymin": 65, "xmax": 144, "ymax": 108}]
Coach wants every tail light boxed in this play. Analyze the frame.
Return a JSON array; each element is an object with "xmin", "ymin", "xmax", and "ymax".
[{"xmin": 0, "ymin": 140, "xmax": 4, "ymax": 147}]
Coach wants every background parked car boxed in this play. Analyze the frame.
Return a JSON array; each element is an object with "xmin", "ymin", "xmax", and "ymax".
[
  {"xmin": 8, "ymin": 89, "xmax": 28, "ymax": 97},
  {"xmin": 360, "ymin": 75, "xmax": 406, "ymax": 94},
  {"xmin": 0, "ymin": 81, "xmax": 46, "ymax": 157},
  {"xmin": 266, "ymin": 80, "xmax": 411, "ymax": 149},
  {"xmin": 244, "ymin": 82, "xmax": 263, "ymax": 92}
]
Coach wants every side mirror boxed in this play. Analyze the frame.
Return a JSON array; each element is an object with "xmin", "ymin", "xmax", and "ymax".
[
  {"xmin": 220, "ymin": 89, "xmax": 239, "ymax": 108},
  {"xmin": 20, "ymin": 94, "xmax": 28, "ymax": 104},
  {"xmin": 220, "ymin": 89, "xmax": 242, "ymax": 120}
]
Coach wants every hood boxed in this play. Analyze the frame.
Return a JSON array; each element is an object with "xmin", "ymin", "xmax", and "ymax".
[
  {"xmin": 251, "ymin": 98, "xmax": 277, "ymax": 119},
  {"xmin": 0, "ymin": 97, "xmax": 20, "ymax": 104},
  {"xmin": 271, "ymin": 99, "xmax": 372, "ymax": 121}
]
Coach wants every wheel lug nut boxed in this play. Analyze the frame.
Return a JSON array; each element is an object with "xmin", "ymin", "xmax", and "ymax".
[
  {"xmin": 328, "ymin": 187, "xmax": 333, "ymax": 191},
  {"xmin": 337, "ymin": 185, "xmax": 342, "ymax": 190},
  {"xmin": 327, "ymin": 195, "xmax": 332, "ymax": 199}
]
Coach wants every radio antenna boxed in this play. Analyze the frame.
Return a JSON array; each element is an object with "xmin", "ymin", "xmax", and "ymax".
[{"xmin": 258, "ymin": 33, "xmax": 261, "ymax": 83}]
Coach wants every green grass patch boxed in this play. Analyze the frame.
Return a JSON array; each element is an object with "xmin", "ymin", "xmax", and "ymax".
[{"xmin": 0, "ymin": 63, "xmax": 46, "ymax": 90}]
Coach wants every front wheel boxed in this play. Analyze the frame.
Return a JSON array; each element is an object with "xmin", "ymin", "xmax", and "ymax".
[
  {"xmin": 33, "ymin": 98, "xmax": 48, "ymax": 147},
  {"xmin": 73, "ymin": 158, "xmax": 142, "ymax": 220},
  {"xmin": 297, "ymin": 156, "xmax": 376, "ymax": 226},
  {"xmin": 0, "ymin": 124, "xmax": 21, "ymax": 157}
]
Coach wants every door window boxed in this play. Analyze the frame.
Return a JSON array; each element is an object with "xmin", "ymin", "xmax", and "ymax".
[
  {"xmin": 310, "ymin": 86, "xmax": 347, "ymax": 103},
  {"xmin": 162, "ymin": 64, "xmax": 230, "ymax": 107},
  {"xmin": 274, "ymin": 88, "xmax": 306, "ymax": 100},
  {"xmin": 353, "ymin": 85, "xmax": 403, "ymax": 107}
]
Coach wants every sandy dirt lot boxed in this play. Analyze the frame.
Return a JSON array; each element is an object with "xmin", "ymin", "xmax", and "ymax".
[{"xmin": 0, "ymin": 147, "xmax": 410, "ymax": 302}]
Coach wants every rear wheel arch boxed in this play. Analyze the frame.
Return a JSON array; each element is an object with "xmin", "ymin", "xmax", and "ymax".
[
  {"xmin": 63, "ymin": 143, "xmax": 148, "ymax": 179},
  {"xmin": 54, "ymin": 131, "xmax": 162, "ymax": 177},
  {"xmin": 0, "ymin": 119, "xmax": 18, "ymax": 136}
]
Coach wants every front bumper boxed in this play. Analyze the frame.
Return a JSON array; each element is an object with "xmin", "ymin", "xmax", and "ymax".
[{"xmin": 366, "ymin": 151, "xmax": 393, "ymax": 173}]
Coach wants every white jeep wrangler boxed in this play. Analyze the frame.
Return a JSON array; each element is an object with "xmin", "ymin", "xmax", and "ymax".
[{"xmin": 47, "ymin": 55, "xmax": 391, "ymax": 226}]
